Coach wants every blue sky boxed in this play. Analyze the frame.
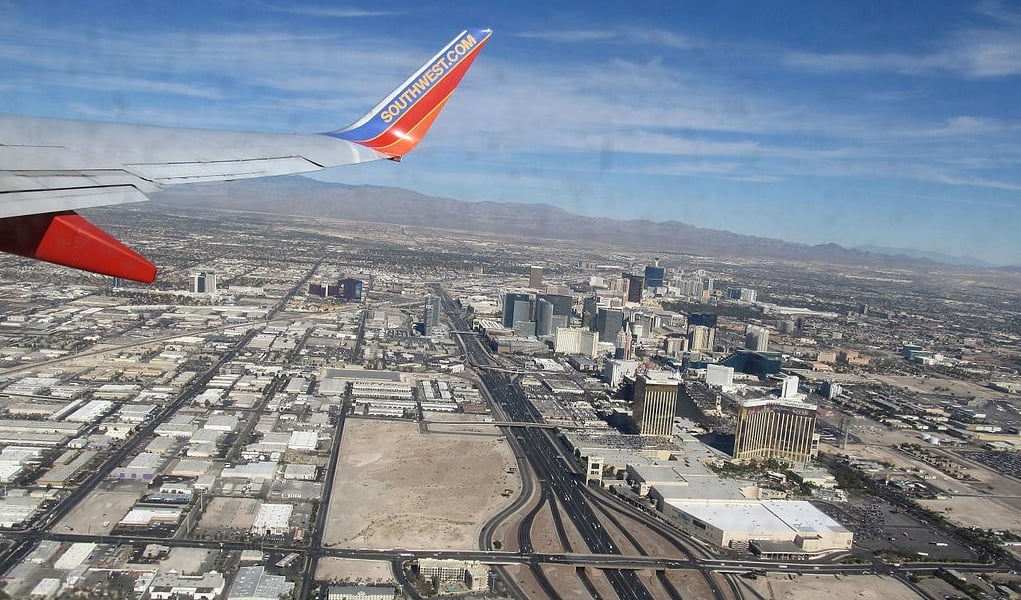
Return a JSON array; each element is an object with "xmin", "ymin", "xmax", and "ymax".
[{"xmin": 3, "ymin": 1, "xmax": 1020, "ymax": 265}]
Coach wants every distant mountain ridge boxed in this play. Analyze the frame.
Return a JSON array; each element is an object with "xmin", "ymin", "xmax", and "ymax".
[
  {"xmin": 151, "ymin": 176, "xmax": 992, "ymax": 269},
  {"xmin": 852, "ymin": 245, "xmax": 993, "ymax": 268}
]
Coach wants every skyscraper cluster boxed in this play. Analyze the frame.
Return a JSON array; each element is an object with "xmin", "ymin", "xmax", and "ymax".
[{"xmin": 307, "ymin": 277, "xmax": 363, "ymax": 300}]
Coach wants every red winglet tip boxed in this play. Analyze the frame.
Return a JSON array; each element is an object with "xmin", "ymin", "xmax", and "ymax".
[{"xmin": 0, "ymin": 211, "xmax": 157, "ymax": 283}]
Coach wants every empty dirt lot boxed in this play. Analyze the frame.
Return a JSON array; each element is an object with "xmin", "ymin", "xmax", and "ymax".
[
  {"xmin": 738, "ymin": 573, "xmax": 923, "ymax": 600},
  {"xmin": 322, "ymin": 417, "xmax": 519, "ymax": 550}
]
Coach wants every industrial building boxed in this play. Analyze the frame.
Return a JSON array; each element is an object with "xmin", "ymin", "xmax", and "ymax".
[
  {"xmin": 251, "ymin": 503, "xmax": 292, "ymax": 536},
  {"xmin": 148, "ymin": 570, "xmax": 225, "ymax": 600},
  {"xmin": 227, "ymin": 566, "xmax": 294, "ymax": 600},
  {"xmin": 328, "ymin": 584, "xmax": 397, "ymax": 600}
]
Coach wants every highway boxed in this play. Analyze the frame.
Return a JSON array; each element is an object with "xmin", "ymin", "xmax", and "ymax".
[
  {"xmin": 438, "ymin": 287, "xmax": 654, "ymax": 600},
  {"xmin": 0, "ymin": 280, "xmax": 1008, "ymax": 599}
]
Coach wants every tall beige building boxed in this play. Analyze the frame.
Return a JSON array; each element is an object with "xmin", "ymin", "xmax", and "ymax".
[
  {"xmin": 633, "ymin": 371, "xmax": 681, "ymax": 437},
  {"xmin": 733, "ymin": 398, "xmax": 818, "ymax": 465},
  {"xmin": 529, "ymin": 265, "xmax": 543, "ymax": 289}
]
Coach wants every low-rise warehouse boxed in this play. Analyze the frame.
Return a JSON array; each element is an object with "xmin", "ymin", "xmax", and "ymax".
[{"xmin": 661, "ymin": 499, "xmax": 852, "ymax": 557}]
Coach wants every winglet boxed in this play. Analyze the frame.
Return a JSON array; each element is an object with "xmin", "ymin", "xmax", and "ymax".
[
  {"xmin": 329, "ymin": 28, "xmax": 492, "ymax": 158},
  {"xmin": 0, "ymin": 211, "xmax": 157, "ymax": 283}
]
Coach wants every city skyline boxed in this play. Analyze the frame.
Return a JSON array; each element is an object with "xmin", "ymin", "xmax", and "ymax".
[{"xmin": 3, "ymin": 2, "xmax": 1020, "ymax": 264}]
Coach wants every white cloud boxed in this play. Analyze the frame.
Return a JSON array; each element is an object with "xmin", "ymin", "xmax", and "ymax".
[
  {"xmin": 783, "ymin": 8, "xmax": 1021, "ymax": 79},
  {"xmin": 516, "ymin": 27, "xmax": 698, "ymax": 50}
]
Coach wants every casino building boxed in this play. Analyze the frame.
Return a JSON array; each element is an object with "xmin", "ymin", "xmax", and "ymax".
[{"xmin": 733, "ymin": 398, "xmax": 818, "ymax": 465}]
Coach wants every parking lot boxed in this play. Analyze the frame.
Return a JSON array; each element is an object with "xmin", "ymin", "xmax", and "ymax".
[
  {"xmin": 958, "ymin": 449, "xmax": 1021, "ymax": 479},
  {"xmin": 816, "ymin": 499, "xmax": 976, "ymax": 561}
]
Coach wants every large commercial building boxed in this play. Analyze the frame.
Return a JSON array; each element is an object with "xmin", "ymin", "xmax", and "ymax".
[
  {"xmin": 661, "ymin": 499, "xmax": 852, "ymax": 557},
  {"xmin": 705, "ymin": 364, "xmax": 734, "ymax": 389},
  {"xmin": 417, "ymin": 559, "xmax": 489, "ymax": 592},
  {"xmin": 227, "ymin": 566, "xmax": 294, "ymax": 600},
  {"xmin": 733, "ymin": 398, "xmax": 818, "ymax": 465},
  {"xmin": 633, "ymin": 371, "xmax": 681, "ymax": 437},
  {"xmin": 337, "ymin": 278, "xmax": 363, "ymax": 301},
  {"xmin": 538, "ymin": 293, "xmax": 573, "ymax": 318}
]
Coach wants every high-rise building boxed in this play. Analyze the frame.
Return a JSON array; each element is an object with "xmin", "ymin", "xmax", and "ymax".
[
  {"xmin": 644, "ymin": 259, "xmax": 665, "ymax": 289},
  {"xmin": 688, "ymin": 325, "xmax": 715, "ymax": 351},
  {"xmin": 338, "ymin": 278, "xmax": 363, "ymax": 301},
  {"xmin": 538, "ymin": 294, "xmax": 574, "ymax": 319},
  {"xmin": 191, "ymin": 271, "xmax": 217, "ymax": 294},
  {"xmin": 603, "ymin": 358, "xmax": 641, "ymax": 388},
  {"xmin": 553, "ymin": 328, "xmax": 599, "ymax": 357},
  {"xmin": 614, "ymin": 322, "xmax": 634, "ymax": 360},
  {"xmin": 423, "ymin": 295, "xmax": 441, "ymax": 334},
  {"xmin": 728, "ymin": 288, "xmax": 758, "ymax": 302},
  {"xmin": 705, "ymin": 364, "xmax": 735, "ymax": 389},
  {"xmin": 624, "ymin": 273, "xmax": 645, "ymax": 303},
  {"xmin": 663, "ymin": 334, "xmax": 688, "ymax": 356},
  {"xmin": 676, "ymin": 278, "xmax": 703, "ymax": 297},
  {"xmin": 594, "ymin": 307, "xmax": 624, "ymax": 343},
  {"xmin": 745, "ymin": 325, "xmax": 770, "ymax": 351},
  {"xmin": 733, "ymin": 398, "xmax": 818, "ymax": 465},
  {"xmin": 780, "ymin": 375, "xmax": 800, "ymax": 399},
  {"xmin": 502, "ymin": 292, "xmax": 533, "ymax": 328},
  {"xmin": 581, "ymin": 296, "xmax": 599, "ymax": 329},
  {"xmin": 633, "ymin": 371, "xmax": 681, "ymax": 437},
  {"xmin": 821, "ymin": 381, "xmax": 842, "ymax": 400},
  {"xmin": 529, "ymin": 266, "xmax": 543, "ymax": 289},
  {"xmin": 688, "ymin": 313, "xmax": 718, "ymax": 329},
  {"xmin": 535, "ymin": 298, "xmax": 554, "ymax": 337}
]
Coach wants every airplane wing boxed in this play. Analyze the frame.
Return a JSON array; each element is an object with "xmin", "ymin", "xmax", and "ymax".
[{"xmin": 0, "ymin": 28, "xmax": 492, "ymax": 283}]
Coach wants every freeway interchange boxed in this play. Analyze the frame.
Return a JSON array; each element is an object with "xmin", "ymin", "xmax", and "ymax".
[
  {"xmin": 437, "ymin": 287, "xmax": 1011, "ymax": 600},
  {"xmin": 0, "ymin": 281, "xmax": 1008, "ymax": 600}
]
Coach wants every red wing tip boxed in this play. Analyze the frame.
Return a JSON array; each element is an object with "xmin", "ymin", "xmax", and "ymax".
[{"xmin": 0, "ymin": 211, "xmax": 157, "ymax": 283}]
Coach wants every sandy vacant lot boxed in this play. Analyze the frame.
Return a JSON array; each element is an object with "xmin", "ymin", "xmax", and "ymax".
[
  {"xmin": 57, "ymin": 480, "xmax": 146, "ymax": 535},
  {"xmin": 323, "ymin": 417, "xmax": 519, "ymax": 550},
  {"xmin": 873, "ymin": 374, "xmax": 1011, "ymax": 402},
  {"xmin": 740, "ymin": 573, "xmax": 922, "ymax": 600},
  {"xmin": 315, "ymin": 558, "xmax": 395, "ymax": 584},
  {"xmin": 196, "ymin": 497, "xmax": 261, "ymax": 532}
]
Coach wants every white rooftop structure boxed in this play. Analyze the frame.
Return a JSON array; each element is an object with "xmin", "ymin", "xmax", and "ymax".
[
  {"xmin": 288, "ymin": 431, "xmax": 318, "ymax": 451},
  {"xmin": 54, "ymin": 542, "xmax": 97, "ymax": 570},
  {"xmin": 221, "ymin": 461, "xmax": 278, "ymax": 481},
  {"xmin": 661, "ymin": 499, "xmax": 852, "ymax": 553},
  {"xmin": 228, "ymin": 565, "xmax": 294, "ymax": 600},
  {"xmin": 251, "ymin": 503, "xmax": 292, "ymax": 536}
]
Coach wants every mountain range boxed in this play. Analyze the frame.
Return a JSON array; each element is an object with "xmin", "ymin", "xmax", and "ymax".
[{"xmin": 151, "ymin": 176, "xmax": 996, "ymax": 269}]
